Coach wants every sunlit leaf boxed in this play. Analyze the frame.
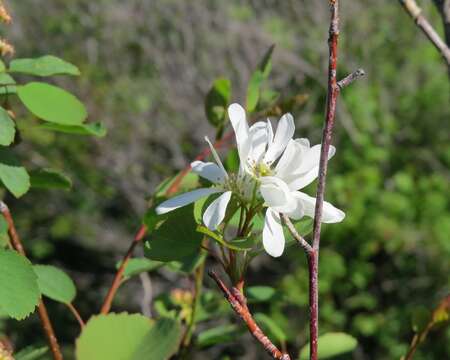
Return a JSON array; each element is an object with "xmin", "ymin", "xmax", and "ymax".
[
  {"xmin": 246, "ymin": 70, "xmax": 264, "ymax": 113},
  {"xmin": 17, "ymin": 82, "xmax": 87, "ymax": 125},
  {"xmin": 9, "ymin": 55, "xmax": 80, "ymax": 77},
  {"xmin": 33, "ymin": 265, "xmax": 76, "ymax": 304},
  {"xmin": 0, "ymin": 149, "xmax": 30, "ymax": 198},
  {"xmin": 0, "ymin": 106, "xmax": 15, "ymax": 146},
  {"xmin": 0, "ymin": 249, "xmax": 40, "ymax": 320},
  {"xmin": 246, "ymin": 286, "xmax": 276, "ymax": 303},
  {"xmin": 205, "ymin": 78, "xmax": 231, "ymax": 127},
  {"xmin": 298, "ymin": 332, "xmax": 358, "ymax": 360}
]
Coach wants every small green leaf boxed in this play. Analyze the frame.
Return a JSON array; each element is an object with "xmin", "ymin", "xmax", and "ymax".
[
  {"xmin": 205, "ymin": 78, "xmax": 231, "ymax": 127},
  {"xmin": 197, "ymin": 324, "xmax": 242, "ymax": 348},
  {"xmin": 30, "ymin": 168, "xmax": 72, "ymax": 191},
  {"xmin": 246, "ymin": 286, "xmax": 276, "ymax": 303},
  {"xmin": 258, "ymin": 44, "xmax": 275, "ymax": 79},
  {"xmin": 0, "ymin": 149, "xmax": 30, "ymax": 198},
  {"xmin": 17, "ymin": 82, "xmax": 87, "ymax": 125},
  {"xmin": 154, "ymin": 172, "xmax": 199, "ymax": 198},
  {"xmin": 117, "ymin": 258, "xmax": 163, "ymax": 278},
  {"xmin": 225, "ymin": 148, "xmax": 240, "ymax": 173},
  {"xmin": 298, "ymin": 332, "xmax": 358, "ymax": 360},
  {"xmin": 39, "ymin": 122, "xmax": 107, "ymax": 137},
  {"xmin": 0, "ymin": 106, "xmax": 15, "ymax": 146},
  {"xmin": 196, "ymin": 225, "xmax": 252, "ymax": 251},
  {"xmin": 0, "ymin": 249, "xmax": 40, "ymax": 320},
  {"xmin": 15, "ymin": 346, "xmax": 48, "ymax": 360},
  {"xmin": 33, "ymin": 265, "xmax": 76, "ymax": 304},
  {"xmin": 145, "ymin": 204, "xmax": 203, "ymax": 262},
  {"xmin": 246, "ymin": 70, "xmax": 264, "ymax": 113},
  {"xmin": 9, "ymin": 55, "xmax": 80, "ymax": 77},
  {"xmin": 76, "ymin": 313, "xmax": 181, "ymax": 360},
  {"xmin": 254, "ymin": 313, "xmax": 286, "ymax": 344}
]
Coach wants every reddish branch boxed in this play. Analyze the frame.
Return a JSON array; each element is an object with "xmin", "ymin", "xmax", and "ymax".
[
  {"xmin": 208, "ymin": 271, "xmax": 291, "ymax": 360},
  {"xmin": 0, "ymin": 201, "xmax": 63, "ymax": 360},
  {"xmin": 399, "ymin": 0, "xmax": 450, "ymax": 68}
]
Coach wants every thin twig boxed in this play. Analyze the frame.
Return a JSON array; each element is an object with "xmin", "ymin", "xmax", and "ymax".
[
  {"xmin": 208, "ymin": 270, "xmax": 291, "ymax": 360},
  {"xmin": 337, "ymin": 69, "xmax": 365, "ymax": 89},
  {"xmin": 100, "ymin": 224, "xmax": 148, "ymax": 314},
  {"xmin": 399, "ymin": 0, "xmax": 450, "ymax": 67},
  {"xmin": 0, "ymin": 201, "xmax": 63, "ymax": 360},
  {"xmin": 280, "ymin": 214, "xmax": 313, "ymax": 255},
  {"xmin": 66, "ymin": 303, "xmax": 85, "ymax": 329}
]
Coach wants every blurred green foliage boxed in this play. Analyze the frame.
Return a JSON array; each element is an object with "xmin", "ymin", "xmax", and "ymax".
[{"xmin": 0, "ymin": 1, "xmax": 448, "ymax": 359}]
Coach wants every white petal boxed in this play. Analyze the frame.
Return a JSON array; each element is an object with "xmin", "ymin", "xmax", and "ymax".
[
  {"xmin": 156, "ymin": 188, "xmax": 222, "ymax": 215},
  {"xmin": 228, "ymin": 103, "xmax": 251, "ymax": 170},
  {"xmin": 203, "ymin": 191, "xmax": 232, "ymax": 230},
  {"xmin": 266, "ymin": 119, "xmax": 274, "ymax": 144},
  {"xmin": 275, "ymin": 139, "xmax": 307, "ymax": 180},
  {"xmin": 264, "ymin": 113, "xmax": 295, "ymax": 165},
  {"xmin": 286, "ymin": 167, "xmax": 319, "ymax": 190},
  {"xmin": 293, "ymin": 192, "xmax": 345, "ymax": 223},
  {"xmin": 204, "ymin": 136, "xmax": 228, "ymax": 179},
  {"xmin": 249, "ymin": 121, "xmax": 269, "ymax": 163},
  {"xmin": 260, "ymin": 176, "xmax": 297, "ymax": 213},
  {"xmin": 263, "ymin": 208, "xmax": 285, "ymax": 257},
  {"xmin": 284, "ymin": 194, "xmax": 305, "ymax": 220},
  {"xmin": 297, "ymin": 144, "xmax": 336, "ymax": 174},
  {"xmin": 191, "ymin": 161, "xmax": 226, "ymax": 184}
]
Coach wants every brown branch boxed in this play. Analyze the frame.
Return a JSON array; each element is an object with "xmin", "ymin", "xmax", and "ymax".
[
  {"xmin": 399, "ymin": 0, "xmax": 450, "ymax": 68},
  {"xmin": 208, "ymin": 270, "xmax": 291, "ymax": 360},
  {"xmin": 0, "ymin": 201, "xmax": 63, "ymax": 360},
  {"xmin": 337, "ymin": 69, "xmax": 365, "ymax": 89},
  {"xmin": 100, "ymin": 224, "xmax": 148, "ymax": 314},
  {"xmin": 66, "ymin": 303, "xmax": 85, "ymax": 329},
  {"xmin": 280, "ymin": 214, "xmax": 313, "ymax": 255}
]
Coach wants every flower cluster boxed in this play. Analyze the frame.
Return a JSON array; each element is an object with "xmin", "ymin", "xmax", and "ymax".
[{"xmin": 156, "ymin": 103, "xmax": 344, "ymax": 257}]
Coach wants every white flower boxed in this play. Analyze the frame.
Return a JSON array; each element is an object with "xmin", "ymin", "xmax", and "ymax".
[
  {"xmin": 156, "ymin": 137, "xmax": 233, "ymax": 231},
  {"xmin": 228, "ymin": 103, "xmax": 345, "ymax": 257}
]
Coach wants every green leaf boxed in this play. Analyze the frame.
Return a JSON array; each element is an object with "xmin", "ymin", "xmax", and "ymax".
[
  {"xmin": 205, "ymin": 78, "xmax": 231, "ymax": 127},
  {"xmin": 0, "ymin": 73, "xmax": 16, "ymax": 95},
  {"xmin": 117, "ymin": 258, "xmax": 163, "ymax": 278},
  {"xmin": 254, "ymin": 313, "xmax": 287, "ymax": 344},
  {"xmin": 196, "ymin": 225, "xmax": 252, "ymax": 251},
  {"xmin": 0, "ymin": 249, "xmax": 40, "ymax": 320},
  {"xmin": 15, "ymin": 346, "xmax": 48, "ymax": 360},
  {"xmin": 225, "ymin": 148, "xmax": 240, "ymax": 173},
  {"xmin": 17, "ymin": 82, "xmax": 87, "ymax": 125},
  {"xmin": 411, "ymin": 307, "xmax": 431, "ymax": 333},
  {"xmin": 0, "ymin": 106, "xmax": 15, "ymax": 146},
  {"xmin": 197, "ymin": 324, "xmax": 242, "ymax": 348},
  {"xmin": 258, "ymin": 44, "xmax": 275, "ymax": 79},
  {"xmin": 144, "ymin": 204, "xmax": 203, "ymax": 262},
  {"xmin": 76, "ymin": 313, "xmax": 181, "ymax": 360},
  {"xmin": 166, "ymin": 252, "xmax": 206, "ymax": 274},
  {"xmin": 246, "ymin": 286, "xmax": 276, "ymax": 303},
  {"xmin": 9, "ymin": 55, "xmax": 80, "ymax": 77},
  {"xmin": 0, "ymin": 60, "xmax": 5, "ymax": 72},
  {"xmin": 39, "ymin": 122, "xmax": 107, "ymax": 137},
  {"xmin": 154, "ymin": 172, "xmax": 199, "ymax": 198},
  {"xmin": 298, "ymin": 332, "xmax": 358, "ymax": 360},
  {"xmin": 30, "ymin": 168, "xmax": 72, "ymax": 191},
  {"xmin": 33, "ymin": 265, "xmax": 76, "ymax": 304},
  {"xmin": 0, "ymin": 149, "xmax": 30, "ymax": 198},
  {"xmin": 246, "ymin": 70, "xmax": 264, "ymax": 113}
]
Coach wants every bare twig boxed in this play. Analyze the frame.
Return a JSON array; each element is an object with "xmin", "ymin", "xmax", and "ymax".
[
  {"xmin": 208, "ymin": 270, "xmax": 291, "ymax": 360},
  {"xmin": 399, "ymin": 0, "xmax": 450, "ymax": 68},
  {"xmin": 66, "ymin": 303, "xmax": 85, "ymax": 329},
  {"xmin": 337, "ymin": 69, "xmax": 365, "ymax": 89},
  {"xmin": 0, "ymin": 202, "xmax": 63, "ymax": 360},
  {"xmin": 100, "ymin": 224, "xmax": 148, "ymax": 314},
  {"xmin": 280, "ymin": 213, "xmax": 313, "ymax": 255}
]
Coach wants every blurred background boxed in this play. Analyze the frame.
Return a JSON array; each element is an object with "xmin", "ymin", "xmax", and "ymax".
[{"xmin": 1, "ymin": 0, "xmax": 449, "ymax": 359}]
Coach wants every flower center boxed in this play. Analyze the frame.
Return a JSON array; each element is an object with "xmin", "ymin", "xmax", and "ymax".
[{"xmin": 253, "ymin": 162, "xmax": 273, "ymax": 178}]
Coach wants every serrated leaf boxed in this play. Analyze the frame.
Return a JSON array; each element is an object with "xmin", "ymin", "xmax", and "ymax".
[
  {"xmin": 17, "ymin": 82, "xmax": 87, "ymax": 125},
  {"xmin": 0, "ymin": 149, "xmax": 30, "ymax": 198},
  {"xmin": 15, "ymin": 346, "xmax": 48, "ymax": 360},
  {"xmin": 33, "ymin": 265, "xmax": 76, "ymax": 304},
  {"xmin": 205, "ymin": 78, "xmax": 231, "ymax": 127},
  {"xmin": 9, "ymin": 55, "xmax": 80, "ymax": 77},
  {"xmin": 144, "ymin": 204, "xmax": 203, "ymax": 262},
  {"xmin": 0, "ymin": 106, "xmax": 15, "ymax": 146},
  {"xmin": 30, "ymin": 168, "xmax": 72, "ymax": 191},
  {"xmin": 76, "ymin": 313, "xmax": 181, "ymax": 360},
  {"xmin": 298, "ymin": 332, "xmax": 358, "ymax": 360},
  {"xmin": 39, "ymin": 122, "xmax": 107, "ymax": 137},
  {"xmin": 254, "ymin": 313, "xmax": 286, "ymax": 344},
  {"xmin": 0, "ymin": 249, "xmax": 40, "ymax": 320},
  {"xmin": 246, "ymin": 286, "xmax": 276, "ymax": 303},
  {"xmin": 197, "ymin": 324, "xmax": 242, "ymax": 348},
  {"xmin": 246, "ymin": 70, "xmax": 264, "ymax": 113},
  {"xmin": 117, "ymin": 258, "xmax": 163, "ymax": 278}
]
